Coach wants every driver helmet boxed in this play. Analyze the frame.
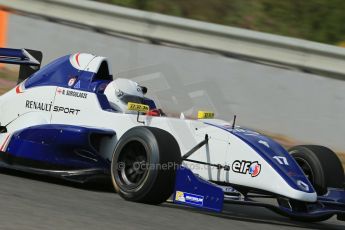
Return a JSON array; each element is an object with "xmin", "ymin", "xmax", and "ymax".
[{"xmin": 104, "ymin": 78, "xmax": 145, "ymax": 113}]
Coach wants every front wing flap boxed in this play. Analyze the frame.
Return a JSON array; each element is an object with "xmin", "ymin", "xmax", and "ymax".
[{"xmin": 173, "ymin": 166, "xmax": 345, "ymax": 221}]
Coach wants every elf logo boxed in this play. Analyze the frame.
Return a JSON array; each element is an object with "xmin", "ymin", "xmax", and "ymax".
[{"xmin": 232, "ymin": 160, "xmax": 261, "ymax": 177}]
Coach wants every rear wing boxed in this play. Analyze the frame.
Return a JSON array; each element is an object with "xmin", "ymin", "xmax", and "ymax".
[{"xmin": 0, "ymin": 48, "xmax": 42, "ymax": 84}]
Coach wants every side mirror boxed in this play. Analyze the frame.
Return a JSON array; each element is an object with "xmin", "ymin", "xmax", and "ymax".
[
  {"xmin": 141, "ymin": 86, "xmax": 148, "ymax": 95},
  {"xmin": 0, "ymin": 125, "xmax": 7, "ymax": 133}
]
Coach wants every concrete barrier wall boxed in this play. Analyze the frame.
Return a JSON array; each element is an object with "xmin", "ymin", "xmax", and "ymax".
[
  {"xmin": 7, "ymin": 14, "xmax": 345, "ymax": 152},
  {"xmin": 2, "ymin": 0, "xmax": 345, "ymax": 79}
]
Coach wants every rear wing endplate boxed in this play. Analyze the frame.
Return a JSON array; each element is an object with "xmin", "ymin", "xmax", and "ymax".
[
  {"xmin": 0, "ymin": 48, "xmax": 43, "ymax": 83},
  {"xmin": 0, "ymin": 48, "xmax": 41, "ymax": 66}
]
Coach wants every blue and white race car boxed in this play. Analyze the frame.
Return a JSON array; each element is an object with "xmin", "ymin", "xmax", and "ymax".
[{"xmin": 0, "ymin": 48, "xmax": 344, "ymax": 222}]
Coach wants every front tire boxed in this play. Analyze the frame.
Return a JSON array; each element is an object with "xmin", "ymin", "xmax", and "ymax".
[
  {"xmin": 286, "ymin": 145, "xmax": 344, "ymax": 222},
  {"xmin": 111, "ymin": 126, "xmax": 181, "ymax": 204},
  {"xmin": 289, "ymin": 145, "xmax": 344, "ymax": 196}
]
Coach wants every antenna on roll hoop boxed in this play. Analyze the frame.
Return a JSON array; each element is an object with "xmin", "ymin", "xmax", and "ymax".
[{"xmin": 232, "ymin": 115, "xmax": 237, "ymax": 130}]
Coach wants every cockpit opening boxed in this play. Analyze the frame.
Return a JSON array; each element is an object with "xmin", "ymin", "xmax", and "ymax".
[{"xmin": 93, "ymin": 61, "xmax": 113, "ymax": 81}]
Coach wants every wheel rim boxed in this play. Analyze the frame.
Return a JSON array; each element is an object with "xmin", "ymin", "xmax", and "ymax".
[
  {"xmin": 294, "ymin": 157, "xmax": 315, "ymax": 185},
  {"xmin": 117, "ymin": 140, "xmax": 148, "ymax": 188}
]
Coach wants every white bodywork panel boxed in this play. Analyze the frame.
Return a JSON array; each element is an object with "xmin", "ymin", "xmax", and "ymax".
[{"xmin": 69, "ymin": 53, "xmax": 111, "ymax": 73}]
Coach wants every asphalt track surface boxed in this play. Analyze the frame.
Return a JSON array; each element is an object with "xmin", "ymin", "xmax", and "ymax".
[{"xmin": 0, "ymin": 169, "xmax": 343, "ymax": 230}]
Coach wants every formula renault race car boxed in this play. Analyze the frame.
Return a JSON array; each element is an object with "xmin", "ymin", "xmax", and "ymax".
[{"xmin": 0, "ymin": 48, "xmax": 344, "ymax": 222}]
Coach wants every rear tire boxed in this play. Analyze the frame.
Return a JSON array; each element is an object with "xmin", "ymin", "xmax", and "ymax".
[
  {"xmin": 111, "ymin": 126, "xmax": 181, "ymax": 204},
  {"xmin": 289, "ymin": 145, "xmax": 344, "ymax": 195}
]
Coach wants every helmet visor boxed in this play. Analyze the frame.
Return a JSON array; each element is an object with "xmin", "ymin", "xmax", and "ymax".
[{"xmin": 119, "ymin": 94, "xmax": 144, "ymax": 104}]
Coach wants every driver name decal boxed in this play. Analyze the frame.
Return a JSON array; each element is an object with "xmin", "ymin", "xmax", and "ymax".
[{"xmin": 56, "ymin": 88, "xmax": 88, "ymax": 99}]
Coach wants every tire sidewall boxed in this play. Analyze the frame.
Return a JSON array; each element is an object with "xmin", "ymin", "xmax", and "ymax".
[
  {"xmin": 289, "ymin": 145, "xmax": 344, "ymax": 195},
  {"xmin": 289, "ymin": 146, "xmax": 326, "ymax": 195},
  {"xmin": 111, "ymin": 127, "xmax": 160, "ymax": 201},
  {"xmin": 111, "ymin": 126, "xmax": 181, "ymax": 203}
]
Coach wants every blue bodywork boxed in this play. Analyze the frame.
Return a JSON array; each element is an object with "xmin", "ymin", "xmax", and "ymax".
[
  {"xmin": 1, "ymin": 124, "xmax": 115, "ymax": 181},
  {"xmin": 23, "ymin": 54, "xmax": 157, "ymax": 107},
  {"xmin": 24, "ymin": 55, "xmax": 96, "ymax": 91},
  {"xmin": 174, "ymin": 166, "xmax": 224, "ymax": 212}
]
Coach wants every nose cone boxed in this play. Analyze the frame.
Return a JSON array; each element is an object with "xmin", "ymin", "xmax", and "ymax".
[
  {"xmin": 204, "ymin": 121, "xmax": 317, "ymax": 198},
  {"xmin": 230, "ymin": 128, "xmax": 316, "ymax": 194}
]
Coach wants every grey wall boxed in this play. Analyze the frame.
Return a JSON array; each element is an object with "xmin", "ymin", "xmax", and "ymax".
[{"xmin": 8, "ymin": 14, "xmax": 345, "ymax": 151}]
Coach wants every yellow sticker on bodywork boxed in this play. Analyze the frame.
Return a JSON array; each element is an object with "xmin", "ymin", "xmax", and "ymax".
[
  {"xmin": 127, "ymin": 102, "xmax": 150, "ymax": 113},
  {"xmin": 197, "ymin": 111, "xmax": 215, "ymax": 119}
]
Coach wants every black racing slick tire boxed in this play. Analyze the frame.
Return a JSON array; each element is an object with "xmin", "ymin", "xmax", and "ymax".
[
  {"xmin": 111, "ymin": 126, "xmax": 181, "ymax": 204},
  {"xmin": 289, "ymin": 145, "xmax": 344, "ymax": 196}
]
